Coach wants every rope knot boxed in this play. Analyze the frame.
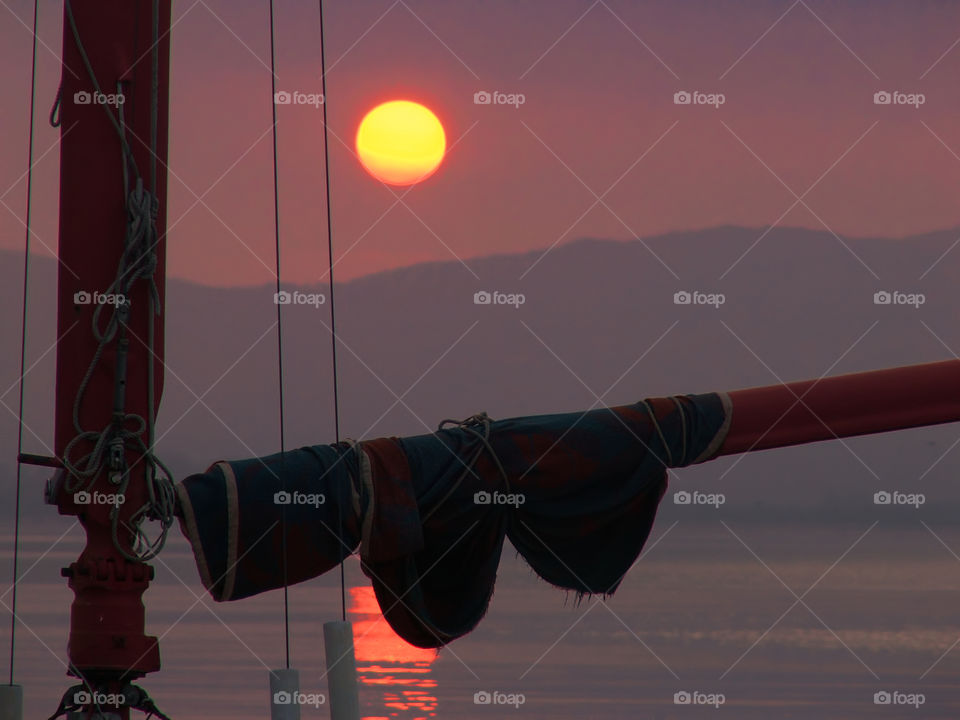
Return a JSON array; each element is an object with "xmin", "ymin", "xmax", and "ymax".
[{"xmin": 421, "ymin": 411, "xmax": 513, "ymax": 522}]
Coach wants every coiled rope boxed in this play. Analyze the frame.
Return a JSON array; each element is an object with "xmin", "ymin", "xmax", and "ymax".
[
  {"xmin": 58, "ymin": 0, "xmax": 175, "ymax": 563},
  {"xmin": 423, "ymin": 412, "xmax": 512, "ymax": 522}
]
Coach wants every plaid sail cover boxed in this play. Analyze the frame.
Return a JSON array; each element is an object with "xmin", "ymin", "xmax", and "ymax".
[{"xmin": 175, "ymin": 392, "xmax": 731, "ymax": 648}]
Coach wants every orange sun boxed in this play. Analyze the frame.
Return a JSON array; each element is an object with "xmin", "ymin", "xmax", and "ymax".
[{"xmin": 356, "ymin": 100, "xmax": 446, "ymax": 186}]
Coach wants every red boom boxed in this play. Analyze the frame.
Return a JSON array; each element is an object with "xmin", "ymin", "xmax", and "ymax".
[{"xmin": 719, "ymin": 359, "xmax": 960, "ymax": 456}]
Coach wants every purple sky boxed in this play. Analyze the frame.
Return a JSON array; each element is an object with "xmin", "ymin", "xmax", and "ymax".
[
  {"xmin": 3, "ymin": 4, "xmax": 960, "ymax": 717},
  {"xmin": 3, "ymin": 0, "xmax": 960, "ymax": 285}
]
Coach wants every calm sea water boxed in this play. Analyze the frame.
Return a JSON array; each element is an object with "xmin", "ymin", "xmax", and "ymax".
[{"xmin": 2, "ymin": 521, "xmax": 960, "ymax": 719}]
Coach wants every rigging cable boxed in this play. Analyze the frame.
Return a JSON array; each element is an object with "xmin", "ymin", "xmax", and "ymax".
[
  {"xmin": 267, "ymin": 0, "xmax": 292, "ymax": 670},
  {"xmin": 266, "ymin": 0, "xmax": 347, "ymax": 669},
  {"xmin": 9, "ymin": 0, "xmax": 41, "ymax": 688},
  {"xmin": 318, "ymin": 0, "xmax": 347, "ymax": 624}
]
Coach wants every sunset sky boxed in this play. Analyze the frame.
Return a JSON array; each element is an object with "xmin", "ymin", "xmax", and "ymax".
[
  {"xmin": 3, "ymin": 0, "xmax": 960, "ymax": 286},
  {"xmin": 3, "ymin": 3, "xmax": 960, "ymax": 719}
]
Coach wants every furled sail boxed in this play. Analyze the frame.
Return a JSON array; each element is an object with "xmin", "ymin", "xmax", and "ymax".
[{"xmin": 175, "ymin": 393, "xmax": 730, "ymax": 648}]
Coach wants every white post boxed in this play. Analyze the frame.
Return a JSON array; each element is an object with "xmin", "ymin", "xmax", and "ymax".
[
  {"xmin": 323, "ymin": 621, "xmax": 360, "ymax": 720},
  {"xmin": 0, "ymin": 685, "xmax": 22, "ymax": 720},
  {"xmin": 269, "ymin": 668, "xmax": 301, "ymax": 720}
]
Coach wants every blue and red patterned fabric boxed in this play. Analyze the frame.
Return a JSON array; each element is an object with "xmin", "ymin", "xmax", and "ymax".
[{"xmin": 176, "ymin": 392, "xmax": 730, "ymax": 648}]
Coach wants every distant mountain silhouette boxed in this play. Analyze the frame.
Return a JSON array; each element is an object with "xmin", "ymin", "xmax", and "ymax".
[{"xmin": 2, "ymin": 225, "xmax": 958, "ymax": 524}]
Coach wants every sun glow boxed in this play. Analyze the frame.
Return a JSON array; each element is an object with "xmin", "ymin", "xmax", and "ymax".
[{"xmin": 356, "ymin": 100, "xmax": 446, "ymax": 186}]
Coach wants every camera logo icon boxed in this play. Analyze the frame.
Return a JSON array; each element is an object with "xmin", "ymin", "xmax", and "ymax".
[
  {"xmin": 74, "ymin": 491, "xmax": 91, "ymax": 505},
  {"xmin": 274, "ymin": 291, "xmax": 291, "ymax": 305},
  {"xmin": 274, "ymin": 91, "xmax": 292, "ymax": 105},
  {"xmin": 673, "ymin": 490, "xmax": 691, "ymax": 505},
  {"xmin": 273, "ymin": 691, "xmax": 292, "ymax": 705},
  {"xmin": 873, "ymin": 290, "xmax": 891, "ymax": 305},
  {"xmin": 874, "ymin": 491, "xmax": 891, "ymax": 505},
  {"xmin": 73, "ymin": 91, "xmax": 92, "ymax": 105},
  {"xmin": 673, "ymin": 290, "xmax": 692, "ymax": 305},
  {"xmin": 474, "ymin": 491, "xmax": 491, "ymax": 505},
  {"xmin": 74, "ymin": 290, "xmax": 92, "ymax": 305},
  {"xmin": 274, "ymin": 491, "xmax": 292, "ymax": 505},
  {"xmin": 873, "ymin": 91, "xmax": 892, "ymax": 105},
  {"xmin": 473, "ymin": 91, "xmax": 492, "ymax": 105},
  {"xmin": 474, "ymin": 290, "xmax": 492, "ymax": 305},
  {"xmin": 73, "ymin": 691, "xmax": 92, "ymax": 705},
  {"xmin": 674, "ymin": 690, "xmax": 691, "ymax": 704},
  {"xmin": 673, "ymin": 91, "xmax": 691, "ymax": 105},
  {"xmin": 874, "ymin": 691, "xmax": 891, "ymax": 705},
  {"xmin": 473, "ymin": 691, "xmax": 492, "ymax": 704}
]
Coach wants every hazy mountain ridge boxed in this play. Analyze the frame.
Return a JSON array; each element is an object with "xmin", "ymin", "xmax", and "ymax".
[{"xmin": 2, "ymin": 225, "xmax": 959, "ymax": 525}]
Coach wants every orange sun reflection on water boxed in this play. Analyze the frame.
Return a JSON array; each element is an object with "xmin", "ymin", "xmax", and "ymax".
[{"xmin": 349, "ymin": 585, "xmax": 438, "ymax": 719}]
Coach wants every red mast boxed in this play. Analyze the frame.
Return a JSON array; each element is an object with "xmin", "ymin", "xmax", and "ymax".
[{"xmin": 50, "ymin": 1, "xmax": 172, "ymax": 716}]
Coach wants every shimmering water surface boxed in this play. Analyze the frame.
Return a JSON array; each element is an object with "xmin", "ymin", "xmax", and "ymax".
[{"xmin": 4, "ymin": 521, "xmax": 960, "ymax": 719}]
